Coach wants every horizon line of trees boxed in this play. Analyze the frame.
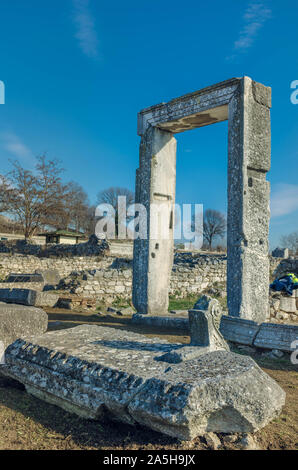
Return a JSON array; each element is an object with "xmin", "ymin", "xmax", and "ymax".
[
  {"xmin": 2, "ymin": 155, "xmax": 295, "ymax": 253},
  {"xmin": 0, "ymin": 156, "xmax": 227, "ymax": 249},
  {"xmin": 0, "ymin": 156, "xmax": 135, "ymax": 240}
]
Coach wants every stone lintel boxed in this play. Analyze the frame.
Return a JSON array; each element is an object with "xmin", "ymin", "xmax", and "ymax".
[
  {"xmin": 137, "ymin": 77, "xmax": 271, "ymax": 136},
  {"xmin": 137, "ymin": 78, "xmax": 241, "ymax": 135}
]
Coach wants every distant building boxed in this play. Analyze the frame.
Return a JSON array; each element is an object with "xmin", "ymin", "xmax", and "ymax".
[{"xmin": 39, "ymin": 230, "xmax": 86, "ymax": 245}]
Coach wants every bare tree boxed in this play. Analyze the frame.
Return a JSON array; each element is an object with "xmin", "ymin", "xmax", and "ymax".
[
  {"xmin": 96, "ymin": 187, "xmax": 134, "ymax": 237},
  {"xmin": 0, "ymin": 175, "xmax": 11, "ymax": 213},
  {"xmin": 1, "ymin": 156, "xmax": 68, "ymax": 239},
  {"xmin": 203, "ymin": 209, "xmax": 226, "ymax": 251},
  {"xmin": 48, "ymin": 181, "xmax": 91, "ymax": 233},
  {"xmin": 280, "ymin": 231, "xmax": 298, "ymax": 255}
]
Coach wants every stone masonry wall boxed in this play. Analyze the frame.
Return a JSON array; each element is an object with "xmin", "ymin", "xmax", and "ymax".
[
  {"xmin": 58, "ymin": 253, "xmax": 227, "ymax": 304},
  {"xmin": 0, "ymin": 253, "xmax": 296, "ymax": 315},
  {"xmin": 0, "ymin": 254, "xmax": 113, "ymax": 280}
]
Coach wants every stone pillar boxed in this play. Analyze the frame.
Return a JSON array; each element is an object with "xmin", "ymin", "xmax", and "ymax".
[
  {"xmin": 227, "ymin": 77, "xmax": 271, "ymax": 323},
  {"xmin": 132, "ymin": 126, "xmax": 176, "ymax": 315}
]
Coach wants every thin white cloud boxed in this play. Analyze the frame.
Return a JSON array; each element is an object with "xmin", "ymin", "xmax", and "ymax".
[
  {"xmin": 227, "ymin": 1, "xmax": 272, "ymax": 60},
  {"xmin": 271, "ymin": 183, "xmax": 298, "ymax": 217},
  {"xmin": 72, "ymin": 0, "xmax": 100, "ymax": 60},
  {"xmin": 0, "ymin": 132, "xmax": 35, "ymax": 164}
]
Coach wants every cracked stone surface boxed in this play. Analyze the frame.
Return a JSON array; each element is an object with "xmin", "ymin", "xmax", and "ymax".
[{"xmin": 2, "ymin": 324, "xmax": 285, "ymax": 440}]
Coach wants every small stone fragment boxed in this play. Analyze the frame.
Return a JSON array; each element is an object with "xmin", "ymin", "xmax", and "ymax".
[
  {"xmin": 204, "ymin": 432, "xmax": 221, "ymax": 450},
  {"xmin": 236, "ymin": 434, "xmax": 259, "ymax": 450}
]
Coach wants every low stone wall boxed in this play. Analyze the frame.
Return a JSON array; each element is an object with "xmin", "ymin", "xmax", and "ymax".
[
  {"xmin": 170, "ymin": 253, "xmax": 226, "ymax": 297},
  {"xmin": 0, "ymin": 252, "xmax": 297, "ymax": 321},
  {"xmin": 0, "ymin": 254, "xmax": 113, "ymax": 280},
  {"xmin": 59, "ymin": 254, "xmax": 228, "ymax": 303},
  {"xmin": 0, "ymin": 236, "xmax": 108, "ymax": 258},
  {"xmin": 0, "ymin": 282, "xmax": 44, "ymax": 291}
]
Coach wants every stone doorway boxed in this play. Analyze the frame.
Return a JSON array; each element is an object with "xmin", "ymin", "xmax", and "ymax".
[{"xmin": 133, "ymin": 77, "xmax": 271, "ymax": 323}]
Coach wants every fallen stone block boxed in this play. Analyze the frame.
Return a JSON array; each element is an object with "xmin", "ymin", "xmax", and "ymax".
[
  {"xmin": 0, "ymin": 304, "xmax": 48, "ymax": 349},
  {"xmin": 253, "ymin": 323, "xmax": 298, "ymax": 352},
  {"xmin": 220, "ymin": 316, "xmax": 260, "ymax": 346},
  {"xmin": 0, "ymin": 288, "xmax": 38, "ymax": 306},
  {"xmin": 116, "ymin": 307, "xmax": 135, "ymax": 316},
  {"xmin": 2, "ymin": 325, "xmax": 285, "ymax": 440},
  {"xmin": 0, "ymin": 288, "xmax": 58, "ymax": 308},
  {"xmin": 35, "ymin": 292, "xmax": 59, "ymax": 308},
  {"xmin": 279, "ymin": 296, "xmax": 297, "ymax": 313},
  {"xmin": 204, "ymin": 432, "xmax": 221, "ymax": 450},
  {"xmin": 131, "ymin": 313, "xmax": 188, "ymax": 330}
]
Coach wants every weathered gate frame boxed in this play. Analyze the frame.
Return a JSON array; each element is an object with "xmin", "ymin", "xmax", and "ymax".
[{"xmin": 133, "ymin": 77, "xmax": 271, "ymax": 323}]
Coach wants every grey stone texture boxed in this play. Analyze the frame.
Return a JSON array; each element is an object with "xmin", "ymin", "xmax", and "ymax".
[
  {"xmin": 220, "ymin": 316, "xmax": 260, "ymax": 346},
  {"xmin": 220, "ymin": 315, "xmax": 298, "ymax": 352},
  {"xmin": 279, "ymin": 296, "xmax": 297, "ymax": 313},
  {"xmin": 35, "ymin": 269, "xmax": 61, "ymax": 286},
  {"xmin": 133, "ymin": 126, "xmax": 177, "ymax": 315},
  {"xmin": 0, "ymin": 288, "xmax": 38, "ymax": 306},
  {"xmin": 133, "ymin": 77, "xmax": 272, "ymax": 322},
  {"xmin": 131, "ymin": 313, "xmax": 188, "ymax": 331},
  {"xmin": 0, "ymin": 250, "xmax": 291, "ymax": 320},
  {"xmin": 253, "ymin": 323, "xmax": 298, "ymax": 352},
  {"xmin": 0, "ymin": 303, "xmax": 48, "ymax": 349},
  {"xmin": 6, "ymin": 273, "xmax": 44, "ymax": 283},
  {"xmin": 2, "ymin": 325, "xmax": 285, "ymax": 440},
  {"xmin": 0, "ymin": 288, "xmax": 58, "ymax": 308},
  {"xmin": 35, "ymin": 292, "xmax": 59, "ymax": 308},
  {"xmin": 0, "ymin": 235, "xmax": 109, "ymax": 258},
  {"xmin": 227, "ymin": 77, "xmax": 271, "ymax": 323},
  {"xmin": 189, "ymin": 295, "xmax": 229, "ymax": 352}
]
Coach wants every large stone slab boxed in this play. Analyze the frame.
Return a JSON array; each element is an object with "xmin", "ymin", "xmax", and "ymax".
[
  {"xmin": 0, "ymin": 303, "xmax": 48, "ymax": 349},
  {"xmin": 254, "ymin": 323, "xmax": 298, "ymax": 352},
  {"xmin": 0, "ymin": 288, "xmax": 58, "ymax": 308},
  {"xmin": 0, "ymin": 288, "xmax": 38, "ymax": 306},
  {"xmin": 2, "ymin": 325, "xmax": 285, "ymax": 440},
  {"xmin": 35, "ymin": 292, "xmax": 59, "ymax": 308}
]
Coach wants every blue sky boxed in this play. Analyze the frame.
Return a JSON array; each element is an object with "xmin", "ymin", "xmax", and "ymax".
[{"xmin": 0, "ymin": 0, "xmax": 297, "ymax": 248}]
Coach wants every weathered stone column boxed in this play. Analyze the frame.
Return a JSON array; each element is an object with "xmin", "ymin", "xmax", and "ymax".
[
  {"xmin": 227, "ymin": 77, "xmax": 271, "ymax": 323},
  {"xmin": 132, "ymin": 126, "xmax": 176, "ymax": 314}
]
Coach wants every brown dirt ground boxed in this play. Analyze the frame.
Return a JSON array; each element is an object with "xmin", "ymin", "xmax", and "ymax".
[{"xmin": 0, "ymin": 308, "xmax": 297, "ymax": 450}]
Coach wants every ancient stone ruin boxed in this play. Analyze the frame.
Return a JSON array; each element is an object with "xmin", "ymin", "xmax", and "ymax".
[
  {"xmin": 133, "ymin": 77, "xmax": 271, "ymax": 324},
  {"xmin": 0, "ymin": 78, "xmax": 292, "ymax": 441},
  {"xmin": 0, "ymin": 77, "xmax": 298, "ymax": 439}
]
